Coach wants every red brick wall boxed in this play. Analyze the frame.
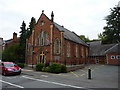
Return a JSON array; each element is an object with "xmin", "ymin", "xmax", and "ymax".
[
  {"xmin": 64, "ymin": 39, "xmax": 89, "ymax": 65},
  {"xmin": 106, "ymin": 53, "xmax": 120, "ymax": 65}
]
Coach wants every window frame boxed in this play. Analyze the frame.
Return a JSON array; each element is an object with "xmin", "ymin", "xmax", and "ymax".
[
  {"xmin": 55, "ymin": 38, "xmax": 60, "ymax": 55},
  {"xmin": 67, "ymin": 42, "xmax": 71, "ymax": 57},
  {"xmin": 116, "ymin": 55, "xmax": 120, "ymax": 59},
  {"xmin": 111, "ymin": 55, "xmax": 116, "ymax": 59}
]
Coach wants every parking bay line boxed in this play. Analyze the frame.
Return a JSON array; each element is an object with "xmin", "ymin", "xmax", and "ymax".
[
  {"xmin": 70, "ymin": 72, "xmax": 79, "ymax": 77},
  {"xmin": 0, "ymin": 80, "xmax": 24, "ymax": 88},
  {"xmin": 22, "ymin": 75, "xmax": 84, "ymax": 88}
]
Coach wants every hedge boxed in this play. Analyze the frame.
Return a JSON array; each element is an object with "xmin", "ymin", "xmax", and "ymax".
[
  {"xmin": 16, "ymin": 63, "xmax": 24, "ymax": 68},
  {"xmin": 36, "ymin": 63, "xmax": 45, "ymax": 71}
]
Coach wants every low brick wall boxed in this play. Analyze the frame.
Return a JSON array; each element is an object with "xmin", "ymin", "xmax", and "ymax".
[{"xmin": 66, "ymin": 64, "xmax": 85, "ymax": 72}]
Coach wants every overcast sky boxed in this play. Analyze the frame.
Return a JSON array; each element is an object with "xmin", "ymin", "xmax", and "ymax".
[{"xmin": 0, "ymin": 0, "xmax": 119, "ymax": 40}]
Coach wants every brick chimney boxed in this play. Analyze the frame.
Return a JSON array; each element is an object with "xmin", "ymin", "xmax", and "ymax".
[{"xmin": 13, "ymin": 32, "xmax": 17, "ymax": 42}]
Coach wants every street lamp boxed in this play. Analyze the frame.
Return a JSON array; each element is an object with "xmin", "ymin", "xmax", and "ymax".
[{"xmin": 32, "ymin": 49, "xmax": 34, "ymax": 68}]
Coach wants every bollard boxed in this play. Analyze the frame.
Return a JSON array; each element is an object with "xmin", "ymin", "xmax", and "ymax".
[{"xmin": 88, "ymin": 68, "xmax": 91, "ymax": 79}]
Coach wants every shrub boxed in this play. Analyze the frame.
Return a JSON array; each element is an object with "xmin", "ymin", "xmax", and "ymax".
[
  {"xmin": 36, "ymin": 63, "xmax": 45, "ymax": 71},
  {"xmin": 61, "ymin": 64, "xmax": 67, "ymax": 73},
  {"xmin": 49, "ymin": 63, "xmax": 61, "ymax": 73},
  {"xmin": 42, "ymin": 67, "xmax": 46, "ymax": 72},
  {"xmin": 17, "ymin": 63, "xmax": 24, "ymax": 68},
  {"xmin": 42, "ymin": 66, "xmax": 50, "ymax": 72},
  {"xmin": 45, "ymin": 66, "xmax": 50, "ymax": 72}
]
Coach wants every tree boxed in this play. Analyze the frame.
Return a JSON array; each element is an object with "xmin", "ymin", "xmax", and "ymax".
[
  {"xmin": 79, "ymin": 35, "xmax": 90, "ymax": 42},
  {"xmin": 99, "ymin": 5, "xmax": 120, "ymax": 44},
  {"xmin": 27, "ymin": 17, "xmax": 36, "ymax": 38},
  {"xmin": 2, "ymin": 44, "xmax": 20, "ymax": 62},
  {"xmin": 19, "ymin": 21, "xmax": 27, "ymax": 62}
]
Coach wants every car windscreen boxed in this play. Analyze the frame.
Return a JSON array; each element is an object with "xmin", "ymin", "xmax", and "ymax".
[{"xmin": 3, "ymin": 63, "xmax": 15, "ymax": 67}]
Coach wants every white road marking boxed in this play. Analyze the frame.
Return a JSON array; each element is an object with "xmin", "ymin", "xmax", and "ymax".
[
  {"xmin": 0, "ymin": 80, "xmax": 24, "ymax": 88},
  {"xmin": 22, "ymin": 69, "xmax": 33, "ymax": 71},
  {"xmin": 80, "ymin": 74, "xmax": 85, "ymax": 76},
  {"xmin": 22, "ymin": 75, "xmax": 84, "ymax": 88},
  {"xmin": 41, "ymin": 75, "xmax": 48, "ymax": 77},
  {"xmin": 70, "ymin": 72, "xmax": 79, "ymax": 77}
]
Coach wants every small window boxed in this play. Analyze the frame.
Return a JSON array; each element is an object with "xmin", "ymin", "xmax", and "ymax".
[
  {"xmin": 111, "ymin": 56, "xmax": 115, "ymax": 59},
  {"xmin": 41, "ymin": 21, "xmax": 44, "ymax": 26},
  {"xmin": 116, "ymin": 55, "xmax": 120, "ymax": 59}
]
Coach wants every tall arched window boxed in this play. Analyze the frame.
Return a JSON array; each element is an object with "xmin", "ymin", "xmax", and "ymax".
[
  {"xmin": 55, "ymin": 38, "xmax": 60, "ymax": 54},
  {"xmin": 76, "ymin": 45, "xmax": 78, "ymax": 57},
  {"xmin": 39, "ymin": 30, "xmax": 49, "ymax": 46},
  {"xmin": 67, "ymin": 42, "xmax": 70, "ymax": 57},
  {"xmin": 36, "ymin": 33, "xmax": 40, "ymax": 46},
  {"xmin": 42, "ymin": 31, "xmax": 44, "ymax": 46},
  {"xmin": 81, "ymin": 46, "xmax": 84, "ymax": 58}
]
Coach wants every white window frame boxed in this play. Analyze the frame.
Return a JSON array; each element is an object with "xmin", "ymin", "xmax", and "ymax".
[
  {"xmin": 111, "ymin": 55, "xmax": 115, "ymax": 59},
  {"xmin": 116, "ymin": 55, "xmax": 120, "ymax": 59}
]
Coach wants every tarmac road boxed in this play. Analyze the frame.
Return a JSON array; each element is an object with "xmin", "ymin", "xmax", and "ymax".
[{"xmin": 0, "ymin": 64, "xmax": 119, "ymax": 89}]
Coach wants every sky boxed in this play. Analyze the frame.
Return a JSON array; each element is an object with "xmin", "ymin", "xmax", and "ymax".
[{"xmin": 0, "ymin": 0, "xmax": 119, "ymax": 40}]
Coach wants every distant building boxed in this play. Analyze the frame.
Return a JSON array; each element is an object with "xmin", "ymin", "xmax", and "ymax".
[
  {"xmin": 3, "ymin": 32, "xmax": 20, "ymax": 49},
  {"xmin": 25, "ymin": 11, "xmax": 89, "ymax": 66},
  {"xmin": 0, "ymin": 38, "xmax": 3, "ymax": 60},
  {"xmin": 88, "ymin": 41, "xmax": 120, "ymax": 65}
]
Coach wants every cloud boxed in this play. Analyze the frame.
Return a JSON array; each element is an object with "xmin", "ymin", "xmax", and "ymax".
[{"xmin": 0, "ymin": 0, "xmax": 119, "ymax": 40}]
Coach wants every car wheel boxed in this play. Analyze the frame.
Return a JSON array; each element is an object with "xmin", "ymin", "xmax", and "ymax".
[
  {"xmin": 3, "ymin": 71, "xmax": 7, "ymax": 76},
  {"xmin": 18, "ymin": 72, "xmax": 21, "ymax": 75}
]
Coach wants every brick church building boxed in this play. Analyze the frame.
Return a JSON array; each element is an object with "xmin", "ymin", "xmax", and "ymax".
[{"xmin": 25, "ymin": 11, "xmax": 89, "ymax": 66}]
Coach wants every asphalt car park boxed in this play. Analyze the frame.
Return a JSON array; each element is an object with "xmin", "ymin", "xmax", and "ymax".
[{"xmin": 0, "ymin": 64, "xmax": 119, "ymax": 88}]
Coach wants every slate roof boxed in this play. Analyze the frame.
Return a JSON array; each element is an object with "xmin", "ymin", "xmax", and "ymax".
[
  {"xmin": 54, "ymin": 22, "xmax": 88, "ymax": 46},
  {"xmin": 5, "ymin": 39, "xmax": 13, "ymax": 44},
  {"xmin": 87, "ymin": 41, "xmax": 119, "ymax": 56}
]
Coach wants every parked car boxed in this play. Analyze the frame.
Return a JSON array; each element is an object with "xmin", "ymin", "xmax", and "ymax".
[{"xmin": 0, "ymin": 62, "xmax": 22, "ymax": 76}]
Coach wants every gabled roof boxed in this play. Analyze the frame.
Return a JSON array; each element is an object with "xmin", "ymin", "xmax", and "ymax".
[
  {"xmin": 5, "ymin": 39, "xmax": 13, "ymax": 44},
  {"xmin": 54, "ymin": 23, "xmax": 88, "ymax": 46},
  {"xmin": 88, "ymin": 41, "xmax": 120, "ymax": 56},
  {"xmin": 37, "ymin": 12, "xmax": 88, "ymax": 46}
]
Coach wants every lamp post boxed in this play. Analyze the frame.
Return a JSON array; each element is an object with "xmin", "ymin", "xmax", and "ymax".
[{"xmin": 32, "ymin": 47, "xmax": 34, "ymax": 69}]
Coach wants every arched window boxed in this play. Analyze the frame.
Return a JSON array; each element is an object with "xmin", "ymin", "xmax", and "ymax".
[
  {"xmin": 76, "ymin": 45, "xmax": 78, "ymax": 57},
  {"xmin": 81, "ymin": 46, "xmax": 84, "ymax": 58},
  {"xmin": 40, "ymin": 30, "xmax": 44, "ymax": 46},
  {"xmin": 36, "ymin": 33, "xmax": 40, "ymax": 46},
  {"xmin": 86, "ymin": 48, "xmax": 88, "ymax": 57},
  {"xmin": 40, "ymin": 30, "xmax": 49, "ymax": 46},
  {"xmin": 55, "ymin": 38, "xmax": 60, "ymax": 54},
  {"xmin": 67, "ymin": 42, "xmax": 70, "ymax": 57},
  {"xmin": 44, "ymin": 32, "xmax": 49, "ymax": 45}
]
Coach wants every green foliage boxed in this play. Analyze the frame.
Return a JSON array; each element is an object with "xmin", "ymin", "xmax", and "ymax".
[
  {"xmin": 49, "ymin": 63, "xmax": 67, "ymax": 73},
  {"xmin": 36, "ymin": 62, "xmax": 67, "ymax": 73},
  {"xmin": 19, "ymin": 21, "xmax": 27, "ymax": 62},
  {"xmin": 27, "ymin": 17, "xmax": 36, "ymax": 38},
  {"xmin": 42, "ymin": 66, "xmax": 50, "ymax": 72},
  {"xmin": 16, "ymin": 63, "xmax": 24, "ymax": 68},
  {"xmin": 99, "ymin": 5, "xmax": 120, "ymax": 44},
  {"xmin": 49, "ymin": 63, "xmax": 61, "ymax": 73},
  {"xmin": 79, "ymin": 35, "xmax": 91, "ymax": 42},
  {"xmin": 2, "ymin": 44, "xmax": 20, "ymax": 62},
  {"xmin": 36, "ymin": 63, "xmax": 45, "ymax": 71},
  {"xmin": 60, "ymin": 64, "xmax": 67, "ymax": 73}
]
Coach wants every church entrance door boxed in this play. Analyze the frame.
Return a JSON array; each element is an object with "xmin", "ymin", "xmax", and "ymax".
[{"xmin": 40, "ymin": 51, "xmax": 45, "ymax": 63}]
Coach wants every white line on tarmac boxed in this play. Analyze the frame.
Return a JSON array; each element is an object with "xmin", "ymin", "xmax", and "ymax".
[
  {"xmin": 22, "ymin": 69, "xmax": 33, "ymax": 71},
  {"xmin": 41, "ymin": 75, "xmax": 48, "ymax": 77},
  {"xmin": 70, "ymin": 72, "xmax": 79, "ymax": 77},
  {"xmin": 0, "ymin": 80, "xmax": 24, "ymax": 88},
  {"xmin": 22, "ymin": 75, "xmax": 84, "ymax": 88}
]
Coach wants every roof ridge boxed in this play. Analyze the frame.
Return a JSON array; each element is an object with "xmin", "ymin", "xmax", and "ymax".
[{"xmin": 104, "ymin": 43, "xmax": 118, "ymax": 54}]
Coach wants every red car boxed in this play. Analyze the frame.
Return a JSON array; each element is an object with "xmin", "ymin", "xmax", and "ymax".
[{"xmin": 0, "ymin": 62, "xmax": 21, "ymax": 76}]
